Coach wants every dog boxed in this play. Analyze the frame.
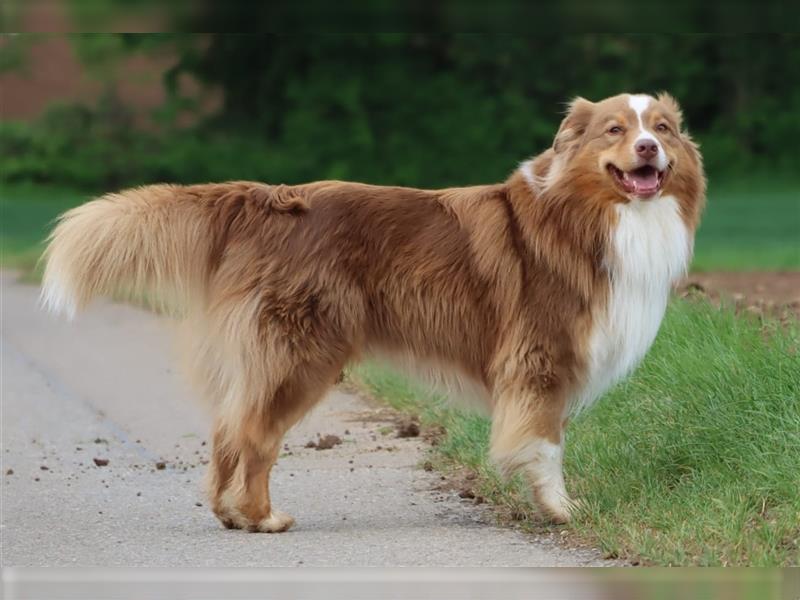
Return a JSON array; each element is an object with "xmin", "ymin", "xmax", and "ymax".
[{"xmin": 41, "ymin": 92, "xmax": 705, "ymax": 532}]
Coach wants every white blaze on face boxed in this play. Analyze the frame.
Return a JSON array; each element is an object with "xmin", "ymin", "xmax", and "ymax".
[{"xmin": 628, "ymin": 94, "xmax": 668, "ymax": 170}]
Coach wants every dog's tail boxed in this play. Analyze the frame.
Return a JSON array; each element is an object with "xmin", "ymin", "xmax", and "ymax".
[{"xmin": 41, "ymin": 182, "xmax": 305, "ymax": 319}]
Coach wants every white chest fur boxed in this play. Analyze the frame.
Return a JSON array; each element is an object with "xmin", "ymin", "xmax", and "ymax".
[{"xmin": 573, "ymin": 195, "xmax": 691, "ymax": 412}]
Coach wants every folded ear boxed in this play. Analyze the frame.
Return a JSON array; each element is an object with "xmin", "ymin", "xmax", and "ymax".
[
  {"xmin": 656, "ymin": 91, "xmax": 700, "ymax": 162},
  {"xmin": 656, "ymin": 92, "xmax": 684, "ymax": 128},
  {"xmin": 553, "ymin": 97, "xmax": 595, "ymax": 154}
]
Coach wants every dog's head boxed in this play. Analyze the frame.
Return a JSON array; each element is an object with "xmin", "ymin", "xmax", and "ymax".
[{"xmin": 541, "ymin": 93, "xmax": 703, "ymax": 204}]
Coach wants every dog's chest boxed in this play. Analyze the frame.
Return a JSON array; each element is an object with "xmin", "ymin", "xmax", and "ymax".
[{"xmin": 574, "ymin": 195, "xmax": 690, "ymax": 411}]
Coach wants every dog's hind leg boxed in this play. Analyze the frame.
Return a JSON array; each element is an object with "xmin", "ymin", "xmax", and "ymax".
[
  {"xmin": 208, "ymin": 356, "xmax": 348, "ymax": 533},
  {"xmin": 208, "ymin": 422, "xmax": 240, "ymax": 529},
  {"xmin": 191, "ymin": 276, "xmax": 361, "ymax": 532},
  {"xmin": 211, "ymin": 419, "xmax": 290, "ymax": 532},
  {"xmin": 489, "ymin": 383, "xmax": 575, "ymax": 524}
]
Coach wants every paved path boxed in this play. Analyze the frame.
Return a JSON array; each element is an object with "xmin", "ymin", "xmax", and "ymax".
[{"xmin": 1, "ymin": 272, "xmax": 611, "ymax": 567}]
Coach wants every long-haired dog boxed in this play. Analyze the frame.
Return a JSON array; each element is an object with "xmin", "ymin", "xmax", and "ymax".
[{"xmin": 42, "ymin": 93, "xmax": 705, "ymax": 532}]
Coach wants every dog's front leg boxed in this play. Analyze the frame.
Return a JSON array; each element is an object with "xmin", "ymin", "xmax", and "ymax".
[{"xmin": 489, "ymin": 385, "xmax": 576, "ymax": 523}]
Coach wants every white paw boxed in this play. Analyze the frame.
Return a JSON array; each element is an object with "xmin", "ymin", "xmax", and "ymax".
[
  {"xmin": 537, "ymin": 488, "xmax": 582, "ymax": 524},
  {"xmin": 254, "ymin": 509, "xmax": 295, "ymax": 533}
]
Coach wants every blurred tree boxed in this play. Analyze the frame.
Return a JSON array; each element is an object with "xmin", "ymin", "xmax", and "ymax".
[
  {"xmin": 3, "ymin": 28, "xmax": 798, "ymax": 188},
  {"xmin": 0, "ymin": 34, "xmax": 32, "ymax": 74},
  {"xmin": 161, "ymin": 33, "xmax": 800, "ymax": 179}
]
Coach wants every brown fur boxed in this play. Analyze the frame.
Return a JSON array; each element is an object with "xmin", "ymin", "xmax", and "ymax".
[{"xmin": 41, "ymin": 93, "xmax": 705, "ymax": 530}]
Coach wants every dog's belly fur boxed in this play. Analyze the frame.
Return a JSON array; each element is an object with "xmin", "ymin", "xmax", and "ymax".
[
  {"xmin": 573, "ymin": 194, "xmax": 690, "ymax": 412},
  {"xmin": 365, "ymin": 347, "xmax": 492, "ymax": 411}
]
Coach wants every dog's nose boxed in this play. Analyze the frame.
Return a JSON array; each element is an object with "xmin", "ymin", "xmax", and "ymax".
[{"xmin": 635, "ymin": 140, "xmax": 659, "ymax": 159}]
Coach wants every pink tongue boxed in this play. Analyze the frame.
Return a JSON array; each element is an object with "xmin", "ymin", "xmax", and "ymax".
[{"xmin": 629, "ymin": 169, "xmax": 659, "ymax": 191}]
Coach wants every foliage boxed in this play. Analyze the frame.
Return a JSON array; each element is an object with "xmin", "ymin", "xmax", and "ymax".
[
  {"xmin": 170, "ymin": 33, "xmax": 800, "ymax": 176},
  {"xmin": 0, "ymin": 34, "xmax": 32, "ymax": 73},
  {"xmin": 2, "ymin": 34, "xmax": 799, "ymax": 190}
]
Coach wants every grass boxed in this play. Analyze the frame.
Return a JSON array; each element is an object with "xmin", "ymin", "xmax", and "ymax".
[
  {"xmin": 0, "ymin": 183, "xmax": 93, "ymax": 277},
  {"xmin": 351, "ymin": 300, "xmax": 800, "ymax": 566},
  {"xmin": 692, "ymin": 175, "xmax": 800, "ymax": 271}
]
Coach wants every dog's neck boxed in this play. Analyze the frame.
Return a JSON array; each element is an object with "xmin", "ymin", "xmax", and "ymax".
[{"xmin": 502, "ymin": 165, "xmax": 614, "ymax": 304}]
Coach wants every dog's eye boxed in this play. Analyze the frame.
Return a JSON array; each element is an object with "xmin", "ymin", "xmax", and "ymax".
[
  {"xmin": 608, "ymin": 126, "xmax": 624, "ymax": 135},
  {"xmin": 656, "ymin": 123, "xmax": 670, "ymax": 133}
]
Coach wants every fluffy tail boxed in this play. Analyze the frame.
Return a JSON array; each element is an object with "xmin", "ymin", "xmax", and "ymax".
[{"xmin": 41, "ymin": 184, "xmax": 219, "ymax": 319}]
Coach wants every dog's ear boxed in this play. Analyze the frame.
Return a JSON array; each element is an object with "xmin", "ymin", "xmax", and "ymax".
[
  {"xmin": 553, "ymin": 97, "xmax": 594, "ymax": 154},
  {"xmin": 656, "ymin": 92, "xmax": 684, "ymax": 129},
  {"xmin": 657, "ymin": 91, "xmax": 700, "ymax": 158}
]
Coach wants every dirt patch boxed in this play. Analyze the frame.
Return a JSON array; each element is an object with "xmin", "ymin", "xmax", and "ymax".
[
  {"xmin": 306, "ymin": 434, "xmax": 342, "ymax": 450},
  {"xmin": 680, "ymin": 271, "xmax": 800, "ymax": 319},
  {"xmin": 430, "ymin": 463, "xmax": 487, "ymax": 507},
  {"xmin": 339, "ymin": 383, "xmax": 445, "ymax": 444},
  {"xmin": 396, "ymin": 418, "xmax": 420, "ymax": 438}
]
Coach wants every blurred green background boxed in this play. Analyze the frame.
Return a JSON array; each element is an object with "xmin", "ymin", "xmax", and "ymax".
[{"xmin": 1, "ymin": 20, "xmax": 798, "ymax": 271}]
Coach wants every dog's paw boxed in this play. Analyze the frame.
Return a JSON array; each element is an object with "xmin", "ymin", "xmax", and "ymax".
[
  {"xmin": 534, "ymin": 487, "xmax": 584, "ymax": 524},
  {"xmin": 214, "ymin": 504, "xmax": 295, "ymax": 532},
  {"xmin": 251, "ymin": 509, "xmax": 295, "ymax": 533}
]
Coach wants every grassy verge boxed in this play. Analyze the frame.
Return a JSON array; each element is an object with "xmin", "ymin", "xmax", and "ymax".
[{"xmin": 351, "ymin": 300, "xmax": 800, "ymax": 566}]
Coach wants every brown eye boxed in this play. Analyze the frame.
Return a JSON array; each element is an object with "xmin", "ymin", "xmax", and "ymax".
[
  {"xmin": 608, "ymin": 126, "xmax": 624, "ymax": 135},
  {"xmin": 656, "ymin": 123, "xmax": 669, "ymax": 133}
]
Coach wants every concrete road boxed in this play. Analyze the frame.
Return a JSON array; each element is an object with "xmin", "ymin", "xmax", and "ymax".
[{"xmin": 1, "ymin": 272, "xmax": 611, "ymax": 567}]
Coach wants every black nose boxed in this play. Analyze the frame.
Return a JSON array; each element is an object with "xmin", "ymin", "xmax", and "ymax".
[{"xmin": 635, "ymin": 140, "xmax": 659, "ymax": 159}]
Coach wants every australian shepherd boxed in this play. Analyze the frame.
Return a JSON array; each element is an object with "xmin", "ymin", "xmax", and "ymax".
[{"xmin": 41, "ymin": 93, "xmax": 705, "ymax": 532}]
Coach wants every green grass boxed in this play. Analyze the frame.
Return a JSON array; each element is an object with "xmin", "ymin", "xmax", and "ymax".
[
  {"xmin": 1, "ymin": 175, "xmax": 799, "ymax": 274},
  {"xmin": 692, "ymin": 176, "xmax": 800, "ymax": 271},
  {"xmin": 0, "ymin": 183, "xmax": 92, "ymax": 275},
  {"xmin": 351, "ymin": 300, "xmax": 800, "ymax": 566}
]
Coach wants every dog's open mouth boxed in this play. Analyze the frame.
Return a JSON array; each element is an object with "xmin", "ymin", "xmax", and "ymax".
[{"xmin": 607, "ymin": 164, "xmax": 665, "ymax": 199}]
